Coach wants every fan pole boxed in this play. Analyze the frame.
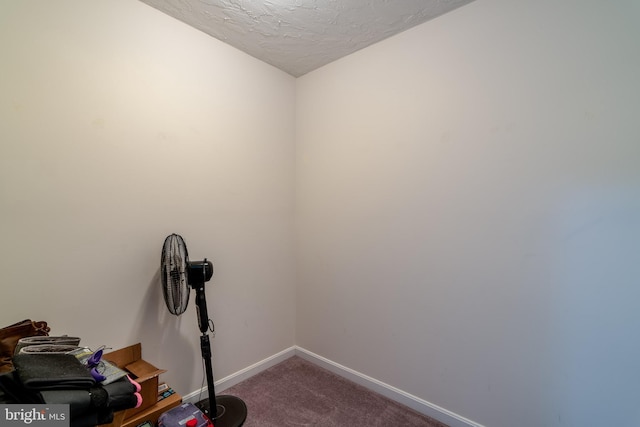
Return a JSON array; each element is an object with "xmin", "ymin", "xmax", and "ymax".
[
  {"xmin": 200, "ymin": 333, "xmax": 218, "ymax": 418},
  {"xmin": 195, "ymin": 283, "xmax": 218, "ymax": 418},
  {"xmin": 191, "ymin": 259, "xmax": 247, "ymax": 426}
]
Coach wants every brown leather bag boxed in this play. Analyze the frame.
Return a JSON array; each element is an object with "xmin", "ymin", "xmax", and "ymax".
[{"xmin": 0, "ymin": 319, "xmax": 50, "ymax": 373}]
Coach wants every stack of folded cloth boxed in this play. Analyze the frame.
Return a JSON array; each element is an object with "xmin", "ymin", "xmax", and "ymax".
[
  {"xmin": 0, "ymin": 339, "xmax": 142, "ymax": 427},
  {"xmin": 14, "ymin": 336, "xmax": 82, "ymax": 355}
]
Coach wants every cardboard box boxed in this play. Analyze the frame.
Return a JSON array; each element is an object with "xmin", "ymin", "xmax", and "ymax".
[
  {"xmin": 103, "ymin": 343, "xmax": 167, "ymax": 417},
  {"xmin": 108, "ymin": 410, "xmax": 127, "ymax": 427},
  {"xmin": 103, "ymin": 392, "xmax": 182, "ymax": 427}
]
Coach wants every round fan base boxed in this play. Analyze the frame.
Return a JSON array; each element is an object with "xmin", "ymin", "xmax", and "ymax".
[{"xmin": 196, "ymin": 395, "xmax": 247, "ymax": 427}]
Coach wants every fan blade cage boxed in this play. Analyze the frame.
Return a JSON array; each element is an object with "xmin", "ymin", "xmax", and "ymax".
[{"xmin": 161, "ymin": 234, "xmax": 190, "ymax": 315}]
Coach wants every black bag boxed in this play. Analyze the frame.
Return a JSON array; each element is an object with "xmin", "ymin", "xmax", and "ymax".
[{"xmin": 12, "ymin": 354, "xmax": 96, "ymax": 390}]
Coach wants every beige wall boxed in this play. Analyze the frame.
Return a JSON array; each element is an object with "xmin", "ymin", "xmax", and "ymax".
[
  {"xmin": 0, "ymin": 0, "xmax": 296, "ymax": 397},
  {"xmin": 295, "ymin": 0, "xmax": 640, "ymax": 426},
  {"xmin": 3, "ymin": 0, "xmax": 640, "ymax": 426}
]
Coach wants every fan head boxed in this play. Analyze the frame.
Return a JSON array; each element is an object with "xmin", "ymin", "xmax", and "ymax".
[
  {"xmin": 161, "ymin": 233, "xmax": 190, "ymax": 315},
  {"xmin": 188, "ymin": 260, "xmax": 214, "ymax": 287}
]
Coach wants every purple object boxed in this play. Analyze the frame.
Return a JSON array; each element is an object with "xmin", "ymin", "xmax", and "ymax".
[{"xmin": 86, "ymin": 347, "xmax": 106, "ymax": 382}]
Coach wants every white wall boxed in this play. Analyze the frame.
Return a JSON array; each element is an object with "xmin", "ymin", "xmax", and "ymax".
[
  {"xmin": 295, "ymin": 0, "xmax": 640, "ymax": 426},
  {"xmin": 0, "ymin": 0, "xmax": 296, "ymax": 397},
  {"xmin": 3, "ymin": 0, "xmax": 640, "ymax": 426}
]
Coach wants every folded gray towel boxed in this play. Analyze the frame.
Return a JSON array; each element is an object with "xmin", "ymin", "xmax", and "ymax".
[
  {"xmin": 19, "ymin": 345, "xmax": 82, "ymax": 354},
  {"xmin": 14, "ymin": 336, "xmax": 80, "ymax": 355}
]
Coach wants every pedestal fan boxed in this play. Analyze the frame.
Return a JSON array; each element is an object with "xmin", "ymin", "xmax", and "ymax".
[{"xmin": 161, "ymin": 233, "xmax": 247, "ymax": 427}]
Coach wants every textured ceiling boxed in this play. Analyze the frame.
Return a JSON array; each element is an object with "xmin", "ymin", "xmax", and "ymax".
[{"xmin": 139, "ymin": 0, "xmax": 474, "ymax": 77}]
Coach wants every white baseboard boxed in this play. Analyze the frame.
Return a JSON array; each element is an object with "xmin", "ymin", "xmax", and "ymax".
[
  {"xmin": 294, "ymin": 347, "xmax": 484, "ymax": 427},
  {"xmin": 184, "ymin": 345, "xmax": 483, "ymax": 427},
  {"xmin": 182, "ymin": 346, "xmax": 296, "ymax": 403}
]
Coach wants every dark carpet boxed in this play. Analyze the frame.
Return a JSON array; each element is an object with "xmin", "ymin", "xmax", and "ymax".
[{"xmin": 222, "ymin": 356, "xmax": 449, "ymax": 427}]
